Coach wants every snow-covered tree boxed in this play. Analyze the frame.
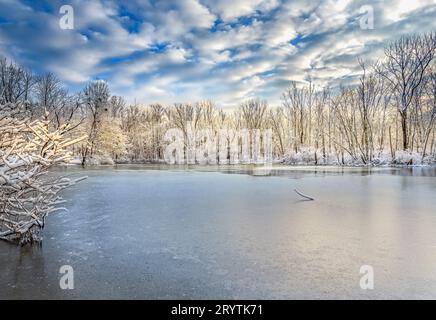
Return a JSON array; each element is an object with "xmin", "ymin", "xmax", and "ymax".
[
  {"xmin": 96, "ymin": 115, "xmax": 128, "ymax": 162},
  {"xmin": 0, "ymin": 102, "xmax": 84, "ymax": 244},
  {"xmin": 80, "ymin": 80, "xmax": 110, "ymax": 165}
]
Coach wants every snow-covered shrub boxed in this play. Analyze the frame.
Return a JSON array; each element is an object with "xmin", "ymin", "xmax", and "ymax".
[
  {"xmin": 81, "ymin": 155, "xmax": 114, "ymax": 165},
  {"xmin": 99, "ymin": 156, "xmax": 115, "ymax": 165},
  {"xmin": 393, "ymin": 150, "xmax": 423, "ymax": 165},
  {"xmin": 282, "ymin": 147, "xmax": 319, "ymax": 165},
  {"xmin": 0, "ymin": 103, "xmax": 84, "ymax": 244},
  {"xmin": 422, "ymin": 154, "xmax": 436, "ymax": 165},
  {"xmin": 370, "ymin": 152, "xmax": 393, "ymax": 166}
]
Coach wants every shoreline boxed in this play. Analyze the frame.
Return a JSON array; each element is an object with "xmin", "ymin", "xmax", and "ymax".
[{"xmin": 62, "ymin": 161, "xmax": 436, "ymax": 169}]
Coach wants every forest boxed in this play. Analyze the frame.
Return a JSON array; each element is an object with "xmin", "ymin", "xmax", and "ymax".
[{"xmin": 1, "ymin": 31, "xmax": 435, "ymax": 168}]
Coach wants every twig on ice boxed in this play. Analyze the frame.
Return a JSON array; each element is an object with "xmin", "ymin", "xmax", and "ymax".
[{"xmin": 294, "ymin": 189, "xmax": 314, "ymax": 201}]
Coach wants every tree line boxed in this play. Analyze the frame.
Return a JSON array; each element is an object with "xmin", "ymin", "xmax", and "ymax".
[{"xmin": 1, "ymin": 31, "xmax": 435, "ymax": 166}]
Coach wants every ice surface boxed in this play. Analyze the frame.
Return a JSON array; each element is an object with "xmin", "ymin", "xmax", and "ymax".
[{"xmin": 1, "ymin": 165, "xmax": 435, "ymax": 299}]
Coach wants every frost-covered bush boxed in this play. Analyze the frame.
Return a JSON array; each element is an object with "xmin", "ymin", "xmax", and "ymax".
[
  {"xmin": 422, "ymin": 154, "xmax": 436, "ymax": 165},
  {"xmin": 0, "ymin": 103, "xmax": 84, "ymax": 244},
  {"xmin": 81, "ymin": 155, "xmax": 115, "ymax": 165},
  {"xmin": 370, "ymin": 152, "xmax": 393, "ymax": 166},
  {"xmin": 282, "ymin": 147, "xmax": 319, "ymax": 165},
  {"xmin": 281, "ymin": 148, "xmax": 435, "ymax": 166},
  {"xmin": 393, "ymin": 150, "xmax": 423, "ymax": 165}
]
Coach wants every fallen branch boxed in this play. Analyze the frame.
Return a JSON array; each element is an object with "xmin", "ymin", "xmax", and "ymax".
[{"xmin": 294, "ymin": 189, "xmax": 314, "ymax": 201}]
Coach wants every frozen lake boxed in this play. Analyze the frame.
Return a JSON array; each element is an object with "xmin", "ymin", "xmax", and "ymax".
[{"xmin": 1, "ymin": 165, "xmax": 436, "ymax": 299}]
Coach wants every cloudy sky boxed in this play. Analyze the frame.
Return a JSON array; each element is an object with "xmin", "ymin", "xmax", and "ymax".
[{"xmin": 0, "ymin": 0, "xmax": 435, "ymax": 108}]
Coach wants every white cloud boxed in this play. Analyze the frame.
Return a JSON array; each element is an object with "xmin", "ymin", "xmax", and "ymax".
[
  {"xmin": 1, "ymin": 0, "xmax": 435, "ymax": 108},
  {"xmin": 203, "ymin": 0, "xmax": 279, "ymax": 22}
]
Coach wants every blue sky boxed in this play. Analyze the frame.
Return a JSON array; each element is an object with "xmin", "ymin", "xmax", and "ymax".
[{"xmin": 0, "ymin": 0, "xmax": 435, "ymax": 108}]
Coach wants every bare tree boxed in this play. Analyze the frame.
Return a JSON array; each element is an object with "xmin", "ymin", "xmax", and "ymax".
[
  {"xmin": 81, "ymin": 80, "xmax": 110, "ymax": 165},
  {"xmin": 282, "ymin": 81, "xmax": 313, "ymax": 152},
  {"xmin": 356, "ymin": 60, "xmax": 386, "ymax": 163},
  {"xmin": 108, "ymin": 95, "xmax": 126, "ymax": 118},
  {"xmin": 34, "ymin": 73, "xmax": 66, "ymax": 117},
  {"xmin": 314, "ymin": 87, "xmax": 330, "ymax": 163},
  {"xmin": 239, "ymin": 99, "xmax": 268, "ymax": 130},
  {"xmin": 421, "ymin": 66, "xmax": 436, "ymax": 158},
  {"xmin": 0, "ymin": 56, "xmax": 35, "ymax": 104},
  {"xmin": 376, "ymin": 32, "xmax": 436, "ymax": 150},
  {"xmin": 269, "ymin": 107, "xmax": 286, "ymax": 157}
]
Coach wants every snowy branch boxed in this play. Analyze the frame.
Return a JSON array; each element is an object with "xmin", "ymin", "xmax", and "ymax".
[{"xmin": 0, "ymin": 102, "xmax": 85, "ymax": 244}]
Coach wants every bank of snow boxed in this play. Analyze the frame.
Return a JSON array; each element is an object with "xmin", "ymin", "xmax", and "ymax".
[
  {"xmin": 281, "ymin": 148, "xmax": 435, "ymax": 167},
  {"xmin": 65, "ymin": 151, "xmax": 435, "ymax": 167}
]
